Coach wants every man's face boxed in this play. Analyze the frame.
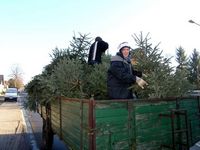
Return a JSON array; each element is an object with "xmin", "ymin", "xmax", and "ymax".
[{"xmin": 121, "ymin": 47, "xmax": 130, "ymax": 58}]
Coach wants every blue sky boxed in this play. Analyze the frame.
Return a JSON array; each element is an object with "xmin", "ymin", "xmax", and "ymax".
[{"xmin": 1, "ymin": 0, "xmax": 200, "ymax": 84}]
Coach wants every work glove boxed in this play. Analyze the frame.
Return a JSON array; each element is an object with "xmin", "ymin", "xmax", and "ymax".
[
  {"xmin": 142, "ymin": 73, "xmax": 147, "ymax": 78},
  {"xmin": 136, "ymin": 76, "xmax": 148, "ymax": 89}
]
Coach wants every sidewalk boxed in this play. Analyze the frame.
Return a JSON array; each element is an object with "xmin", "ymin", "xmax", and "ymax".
[
  {"xmin": 26, "ymin": 110, "xmax": 68, "ymax": 150},
  {"xmin": 0, "ymin": 101, "xmax": 30, "ymax": 150},
  {"xmin": 18, "ymin": 96, "xmax": 40, "ymax": 150},
  {"xmin": 25, "ymin": 109, "xmax": 43, "ymax": 149}
]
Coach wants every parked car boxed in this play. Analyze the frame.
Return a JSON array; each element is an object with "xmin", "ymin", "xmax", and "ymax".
[
  {"xmin": 187, "ymin": 90, "xmax": 200, "ymax": 96},
  {"xmin": 4, "ymin": 88, "xmax": 18, "ymax": 101}
]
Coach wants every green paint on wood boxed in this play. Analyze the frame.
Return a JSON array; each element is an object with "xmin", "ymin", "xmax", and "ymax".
[{"xmin": 47, "ymin": 98, "xmax": 200, "ymax": 150}]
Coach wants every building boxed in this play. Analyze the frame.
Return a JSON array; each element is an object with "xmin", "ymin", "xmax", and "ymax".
[
  {"xmin": 0, "ymin": 75, "xmax": 4, "ymax": 85},
  {"xmin": 0, "ymin": 75, "xmax": 4, "ymax": 95}
]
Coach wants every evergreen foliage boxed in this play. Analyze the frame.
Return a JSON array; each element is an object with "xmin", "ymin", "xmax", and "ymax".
[
  {"xmin": 130, "ymin": 32, "xmax": 174, "ymax": 98},
  {"xmin": 68, "ymin": 32, "xmax": 92, "ymax": 62},
  {"xmin": 188, "ymin": 49, "xmax": 200, "ymax": 89},
  {"xmin": 130, "ymin": 33, "xmax": 193, "ymax": 98},
  {"xmin": 83, "ymin": 54, "xmax": 110, "ymax": 100},
  {"xmin": 24, "ymin": 74, "xmax": 54, "ymax": 111},
  {"xmin": 25, "ymin": 33, "xmax": 109, "ymax": 110},
  {"xmin": 176, "ymin": 46, "xmax": 188, "ymax": 68},
  {"xmin": 50, "ymin": 58, "xmax": 84, "ymax": 98},
  {"xmin": 25, "ymin": 32, "xmax": 200, "ymax": 111},
  {"xmin": 45, "ymin": 47, "xmax": 70, "ymax": 76},
  {"xmin": 171, "ymin": 47, "xmax": 193, "ymax": 96}
]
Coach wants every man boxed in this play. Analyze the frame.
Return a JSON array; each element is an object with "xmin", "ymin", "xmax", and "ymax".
[
  {"xmin": 88, "ymin": 36, "xmax": 109, "ymax": 65},
  {"xmin": 107, "ymin": 42, "xmax": 148, "ymax": 99}
]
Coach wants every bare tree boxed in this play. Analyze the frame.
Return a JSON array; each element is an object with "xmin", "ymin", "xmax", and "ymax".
[{"xmin": 8, "ymin": 64, "xmax": 24, "ymax": 89}]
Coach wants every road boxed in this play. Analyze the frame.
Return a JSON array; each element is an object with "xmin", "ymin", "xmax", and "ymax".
[
  {"xmin": 0, "ymin": 97, "xmax": 30, "ymax": 150},
  {"xmin": 18, "ymin": 95, "xmax": 68, "ymax": 150}
]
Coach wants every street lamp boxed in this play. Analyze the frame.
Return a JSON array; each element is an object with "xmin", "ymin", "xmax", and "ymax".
[{"xmin": 188, "ymin": 20, "xmax": 200, "ymax": 27}]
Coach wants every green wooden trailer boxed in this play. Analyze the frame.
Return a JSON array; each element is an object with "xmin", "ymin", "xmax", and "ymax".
[{"xmin": 39, "ymin": 96, "xmax": 200, "ymax": 150}]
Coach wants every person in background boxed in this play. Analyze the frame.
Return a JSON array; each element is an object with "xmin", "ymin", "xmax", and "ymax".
[
  {"xmin": 88, "ymin": 36, "xmax": 109, "ymax": 65},
  {"xmin": 107, "ymin": 42, "xmax": 148, "ymax": 99}
]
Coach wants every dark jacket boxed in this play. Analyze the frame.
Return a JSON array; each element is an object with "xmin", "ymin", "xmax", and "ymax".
[
  {"xmin": 88, "ymin": 40, "xmax": 109, "ymax": 65},
  {"xmin": 107, "ymin": 52, "xmax": 142, "ymax": 99}
]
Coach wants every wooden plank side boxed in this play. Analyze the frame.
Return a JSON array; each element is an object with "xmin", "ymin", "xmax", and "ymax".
[
  {"xmin": 134, "ymin": 101, "xmax": 176, "ymax": 114},
  {"xmin": 48, "ymin": 97, "xmax": 200, "ymax": 150},
  {"xmin": 61, "ymin": 100, "xmax": 82, "ymax": 149},
  {"xmin": 51, "ymin": 100, "xmax": 61, "ymax": 136},
  {"xmin": 134, "ymin": 100, "xmax": 176, "ymax": 150},
  {"xmin": 60, "ymin": 99, "xmax": 90, "ymax": 150},
  {"xmin": 134, "ymin": 98, "xmax": 200, "ymax": 149},
  {"xmin": 41, "ymin": 106, "xmax": 47, "ymax": 119},
  {"xmin": 179, "ymin": 98, "xmax": 200, "ymax": 145},
  {"xmin": 95, "ymin": 102, "xmax": 133, "ymax": 150}
]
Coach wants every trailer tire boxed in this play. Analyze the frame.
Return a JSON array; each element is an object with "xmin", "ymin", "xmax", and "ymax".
[{"xmin": 42, "ymin": 118, "xmax": 54, "ymax": 150}]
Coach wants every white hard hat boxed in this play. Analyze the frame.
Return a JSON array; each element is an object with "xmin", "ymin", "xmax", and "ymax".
[{"xmin": 117, "ymin": 42, "xmax": 131, "ymax": 52}]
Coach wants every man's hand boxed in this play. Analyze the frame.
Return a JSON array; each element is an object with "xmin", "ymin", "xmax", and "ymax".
[{"xmin": 136, "ymin": 76, "xmax": 148, "ymax": 89}]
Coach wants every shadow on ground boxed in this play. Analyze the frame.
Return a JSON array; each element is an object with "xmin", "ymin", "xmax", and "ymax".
[{"xmin": 0, "ymin": 133, "xmax": 30, "ymax": 150}]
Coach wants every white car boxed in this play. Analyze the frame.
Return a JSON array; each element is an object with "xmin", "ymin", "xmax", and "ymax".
[
  {"xmin": 186, "ymin": 90, "xmax": 200, "ymax": 97},
  {"xmin": 4, "ymin": 88, "xmax": 18, "ymax": 101}
]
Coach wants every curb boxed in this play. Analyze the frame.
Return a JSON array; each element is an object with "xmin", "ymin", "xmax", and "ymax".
[{"xmin": 20, "ymin": 100, "xmax": 39, "ymax": 150}]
